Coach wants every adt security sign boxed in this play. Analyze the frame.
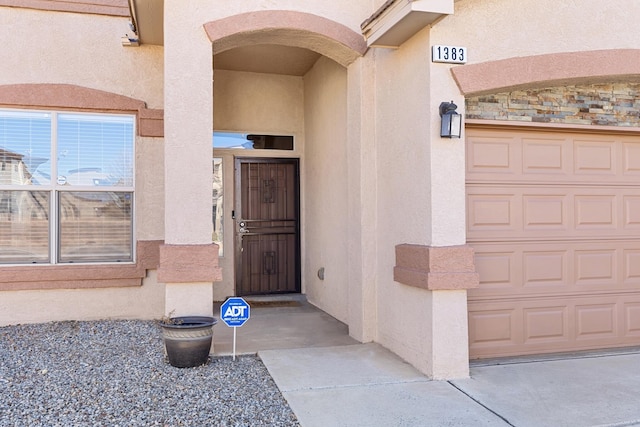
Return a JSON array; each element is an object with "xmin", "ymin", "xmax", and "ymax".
[{"xmin": 220, "ymin": 297, "xmax": 250, "ymax": 327}]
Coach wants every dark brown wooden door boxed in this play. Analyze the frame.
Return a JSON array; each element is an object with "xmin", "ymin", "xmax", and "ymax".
[{"xmin": 235, "ymin": 158, "xmax": 300, "ymax": 295}]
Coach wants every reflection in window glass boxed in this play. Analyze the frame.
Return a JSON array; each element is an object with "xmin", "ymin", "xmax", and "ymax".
[
  {"xmin": 213, "ymin": 132, "xmax": 293, "ymax": 150},
  {"xmin": 58, "ymin": 114, "xmax": 134, "ymax": 187},
  {"xmin": 58, "ymin": 191, "xmax": 132, "ymax": 263},
  {"xmin": 212, "ymin": 158, "xmax": 223, "ymax": 256},
  {"xmin": 0, "ymin": 190, "xmax": 49, "ymax": 264},
  {"xmin": 0, "ymin": 111, "xmax": 52, "ymax": 185}
]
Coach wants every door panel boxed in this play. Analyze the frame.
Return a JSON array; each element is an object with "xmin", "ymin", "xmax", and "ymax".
[{"xmin": 235, "ymin": 159, "xmax": 300, "ymax": 295}]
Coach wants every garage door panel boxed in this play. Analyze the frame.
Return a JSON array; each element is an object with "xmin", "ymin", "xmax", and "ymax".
[
  {"xmin": 522, "ymin": 138, "xmax": 567, "ymax": 174},
  {"xmin": 624, "ymin": 250, "xmax": 640, "ymax": 283},
  {"xmin": 523, "ymin": 306, "xmax": 569, "ymax": 343},
  {"xmin": 624, "ymin": 303, "xmax": 640, "ymax": 336},
  {"xmin": 624, "ymin": 196, "xmax": 640, "ymax": 228},
  {"xmin": 523, "ymin": 250, "xmax": 567, "ymax": 287},
  {"xmin": 466, "ymin": 135, "xmax": 519, "ymax": 175},
  {"xmin": 471, "ymin": 241, "xmax": 639, "ymax": 299},
  {"xmin": 573, "ymin": 140, "xmax": 616, "ymax": 176},
  {"xmin": 623, "ymin": 143, "xmax": 640, "ymax": 174},
  {"xmin": 575, "ymin": 303, "xmax": 617, "ymax": 340},
  {"xmin": 523, "ymin": 194, "xmax": 565, "ymax": 229},
  {"xmin": 468, "ymin": 186, "xmax": 634, "ymax": 240},
  {"xmin": 468, "ymin": 127, "xmax": 640, "ymax": 359},
  {"xmin": 468, "ymin": 307, "xmax": 519, "ymax": 349},
  {"xmin": 575, "ymin": 195, "xmax": 615, "ymax": 229},
  {"xmin": 467, "ymin": 192, "xmax": 519, "ymax": 232},
  {"xmin": 469, "ymin": 294, "xmax": 640, "ymax": 358},
  {"xmin": 575, "ymin": 249, "xmax": 616, "ymax": 285},
  {"xmin": 468, "ymin": 130, "xmax": 640, "ymax": 184}
]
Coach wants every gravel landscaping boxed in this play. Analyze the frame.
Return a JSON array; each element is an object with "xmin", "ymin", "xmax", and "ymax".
[{"xmin": 0, "ymin": 320, "xmax": 299, "ymax": 427}]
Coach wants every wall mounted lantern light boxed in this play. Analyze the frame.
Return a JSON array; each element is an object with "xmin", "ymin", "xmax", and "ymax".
[{"xmin": 439, "ymin": 101, "xmax": 462, "ymax": 138}]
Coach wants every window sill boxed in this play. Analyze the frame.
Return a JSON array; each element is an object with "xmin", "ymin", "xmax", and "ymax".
[{"xmin": 0, "ymin": 240, "xmax": 161, "ymax": 291}]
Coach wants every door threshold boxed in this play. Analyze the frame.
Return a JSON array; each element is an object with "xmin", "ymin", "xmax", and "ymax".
[{"xmin": 241, "ymin": 293, "xmax": 306, "ymax": 304}]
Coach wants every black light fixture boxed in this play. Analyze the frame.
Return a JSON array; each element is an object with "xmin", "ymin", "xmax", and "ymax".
[{"xmin": 439, "ymin": 101, "xmax": 462, "ymax": 138}]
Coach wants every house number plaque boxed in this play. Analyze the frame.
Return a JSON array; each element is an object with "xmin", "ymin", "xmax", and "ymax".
[{"xmin": 432, "ymin": 45, "xmax": 467, "ymax": 64}]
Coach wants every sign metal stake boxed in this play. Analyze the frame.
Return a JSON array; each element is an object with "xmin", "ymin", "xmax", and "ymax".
[{"xmin": 233, "ymin": 326, "xmax": 237, "ymax": 361}]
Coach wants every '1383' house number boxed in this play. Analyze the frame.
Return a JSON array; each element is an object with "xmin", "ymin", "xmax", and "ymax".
[{"xmin": 432, "ymin": 45, "xmax": 467, "ymax": 64}]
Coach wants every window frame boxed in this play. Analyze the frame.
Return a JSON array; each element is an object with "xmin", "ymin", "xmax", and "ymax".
[{"xmin": 0, "ymin": 108, "xmax": 136, "ymax": 265}]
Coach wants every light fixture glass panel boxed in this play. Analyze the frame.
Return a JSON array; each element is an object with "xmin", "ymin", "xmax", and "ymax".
[{"xmin": 451, "ymin": 114, "xmax": 462, "ymax": 138}]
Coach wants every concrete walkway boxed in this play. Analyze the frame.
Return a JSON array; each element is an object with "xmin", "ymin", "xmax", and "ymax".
[
  {"xmin": 213, "ymin": 297, "xmax": 640, "ymax": 427},
  {"xmin": 261, "ymin": 345, "xmax": 640, "ymax": 427}
]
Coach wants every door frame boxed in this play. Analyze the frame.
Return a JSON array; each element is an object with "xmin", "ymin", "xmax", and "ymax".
[{"xmin": 233, "ymin": 157, "xmax": 301, "ymax": 295}]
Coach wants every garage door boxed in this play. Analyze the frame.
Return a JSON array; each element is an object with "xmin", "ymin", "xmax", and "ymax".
[{"xmin": 466, "ymin": 126, "xmax": 640, "ymax": 359}]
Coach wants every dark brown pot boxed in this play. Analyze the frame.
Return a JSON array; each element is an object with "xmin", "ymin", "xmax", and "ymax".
[{"xmin": 161, "ymin": 316, "xmax": 218, "ymax": 368}]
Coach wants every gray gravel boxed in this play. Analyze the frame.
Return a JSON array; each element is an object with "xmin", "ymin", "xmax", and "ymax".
[{"xmin": 0, "ymin": 320, "xmax": 299, "ymax": 427}]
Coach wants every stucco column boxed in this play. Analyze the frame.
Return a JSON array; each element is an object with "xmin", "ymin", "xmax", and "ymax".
[
  {"xmin": 161, "ymin": 3, "xmax": 220, "ymax": 317},
  {"xmin": 431, "ymin": 290, "xmax": 469, "ymax": 379},
  {"xmin": 428, "ymin": 57, "xmax": 472, "ymax": 378},
  {"xmin": 393, "ymin": 244, "xmax": 478, "ymax": 379},
  {"xmin": 347, "ymin": 54, "xmax": 377, "ymax": 342}
]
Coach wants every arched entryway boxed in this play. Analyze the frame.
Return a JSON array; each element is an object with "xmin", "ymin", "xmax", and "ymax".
[{"xmin": 203, "ymin": 11, "xmax": 367, "ymax": 328}]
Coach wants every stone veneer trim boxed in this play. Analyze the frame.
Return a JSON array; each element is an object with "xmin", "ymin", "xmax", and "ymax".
[
  {"xmin": 157, "ymin": 244, "xmax": 222, "ymax": 284},
  {"xmin": 452, "ymin": 49, "xmax": 640, "ymax": 96},
  {"xmin": 465, "ymin": 83, "xmax": 640, "ymax": 127},
  {"xmin": 394, "ymin": 244, "xmax": 479, "ymax": 290}
]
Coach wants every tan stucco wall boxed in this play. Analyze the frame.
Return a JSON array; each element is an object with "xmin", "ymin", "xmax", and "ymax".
[
  {"xmin": 303, "ymin": 56, "xmax": 349, "ymax": 323},
  {"xmin": 372, "ymin": 28, "xmax": 439, "ymax": 375},
  {"xmin": 444, "ymin": 0, "xmax": 640, "ymax": 64},
  {"xmin": 0, "ymin": 7, "xmax": 163, "ymax": 108},
  {"xmin": 213, "ymin": 70, "xmax": 304, "ymax": 133},
  {"xmin": 345, "ymin": 54, "xmax": 378, "ymax": 343},
  {"xmin": 136, "ymin": 137, "xmax": 165, "ymax": 241},
  {"xmin": 0, "ymin": 271, "xmax": 165, "ymax": 326}
]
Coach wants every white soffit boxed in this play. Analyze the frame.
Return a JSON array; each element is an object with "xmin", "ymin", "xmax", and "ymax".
[{"xmin": 361, "ymin": 0, "xmax": 454, "ymax": 48}]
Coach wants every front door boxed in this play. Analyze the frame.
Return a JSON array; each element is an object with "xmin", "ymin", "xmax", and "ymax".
[{"xmin": 234, "ymin": 158, "xmax": 300, "ymax": 295}]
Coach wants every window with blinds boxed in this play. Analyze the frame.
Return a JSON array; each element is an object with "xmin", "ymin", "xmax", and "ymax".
[{"xmin": 0, "ymin": 109, "xmax": 134, "ymax": 264}]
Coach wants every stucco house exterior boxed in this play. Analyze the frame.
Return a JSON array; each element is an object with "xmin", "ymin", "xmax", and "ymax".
[{"xmin": 1, "ymin": 0, "xmax": 639, "ymax": 380}]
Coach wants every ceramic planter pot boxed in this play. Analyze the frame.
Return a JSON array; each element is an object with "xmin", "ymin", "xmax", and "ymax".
[{"xmin": 161, "ymin": 316, "xmax": 218, "ymax": 368}]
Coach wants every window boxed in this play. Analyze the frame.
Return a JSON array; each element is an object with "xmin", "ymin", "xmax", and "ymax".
[
  {"xmin": 212, "ymin": 157, "xmax": 223, "ymax": 255},
  {"xmin": 213, "ymin": 132, "xmax": 293, "ymax": 150},
  {"xmin": 0, "ymin": 109, "xmax": 134, "ymax": 264}
]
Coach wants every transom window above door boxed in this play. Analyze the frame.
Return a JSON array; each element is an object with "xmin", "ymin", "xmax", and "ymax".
[
  {"xmin": 0, "ymin": 109, "xmax": 135, "ymax": 264},
  {"xmin": 213, "ymin": 132, "xmax": 294, "ymax": 150}
]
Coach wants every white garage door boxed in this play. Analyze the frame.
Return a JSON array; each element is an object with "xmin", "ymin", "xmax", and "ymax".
[{"xmin": 466, "ymin": 126, "xmax": 640, "ymax": 359}]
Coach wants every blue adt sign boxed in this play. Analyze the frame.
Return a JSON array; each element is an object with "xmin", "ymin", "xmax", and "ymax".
[{"xmin": 220, "ymin": 297, "xmax": 250, "ymax": 327}]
